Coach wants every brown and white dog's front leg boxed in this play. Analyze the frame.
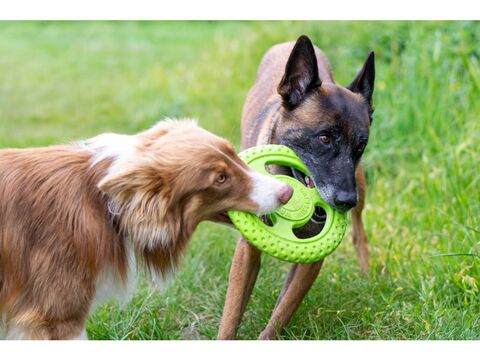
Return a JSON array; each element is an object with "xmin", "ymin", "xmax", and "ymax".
[
  {"xmin": 217, "ymin": 237, "xmax": 262, "ymax": 340},
  {"xmin": 259, "ymin": 261, "xmax": 323, "ymax": 340}
]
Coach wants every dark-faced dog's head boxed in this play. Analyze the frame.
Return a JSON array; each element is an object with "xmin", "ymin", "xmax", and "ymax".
[{"xmin": 275, "ymin": 35, "xmax": 375, "ymax": 212}]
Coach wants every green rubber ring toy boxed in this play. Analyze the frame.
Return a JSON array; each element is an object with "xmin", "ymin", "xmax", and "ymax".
[{"xmin": 228, "ymin": 145, "xmax": 347, "ymax": 263}]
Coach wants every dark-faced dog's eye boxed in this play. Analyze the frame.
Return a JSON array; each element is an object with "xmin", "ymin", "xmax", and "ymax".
[
  {"xmin": 215, "ymin": 174, "xmax": 227, "ymax": 184},
  {"xmin": 354, "ymin": 143, "xmax": 367, "ymax": 160},
  {"xmin": 357, "ymin": 142, "xmax": 366, "ymax": 154},
  {"xmin": 319, "ymin": 135, "xmax": 331, "ymax": 145}
]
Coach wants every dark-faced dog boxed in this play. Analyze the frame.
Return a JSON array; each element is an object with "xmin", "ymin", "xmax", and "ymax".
[{"xmin": 218, "ymin": 35, "xmax": 375, "ymax": 340}]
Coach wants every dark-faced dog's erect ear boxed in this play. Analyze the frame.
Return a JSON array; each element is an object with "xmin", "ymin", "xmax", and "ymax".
[
  {"xmin": 347, "ymin": 51, "xmax": 375, "ymax": 108},
  {"xmin": 278, "ymin": 35, "xmax": 322, "ymax": 109}
]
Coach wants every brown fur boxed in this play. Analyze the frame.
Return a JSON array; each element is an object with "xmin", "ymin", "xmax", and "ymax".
[
  {"xmin": 0, "ymin": 120, "xmax": 272, "ymax": 339},
  {"xmin": 218, "ymin": 38, "xmax": 373, "ymax": 340},
  {"xmin": 0, "ymin": 147, "xmax": 120, "ymax": 339}
]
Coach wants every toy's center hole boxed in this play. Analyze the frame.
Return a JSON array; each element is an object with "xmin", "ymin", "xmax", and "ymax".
[
  {"xmin": 292, "ymin": 206, "xmax": 326, "ymax": 239},
  {"xmin": 264, "ymin": 164, "xmax": 290, "ymax": 176},
  {"xmin": 263, "ymin": 206, "xmax": 326, "ymax": 239},
  {"xmin": 264, "ymin": 164, "xmax": 314, "ymax": 188}
]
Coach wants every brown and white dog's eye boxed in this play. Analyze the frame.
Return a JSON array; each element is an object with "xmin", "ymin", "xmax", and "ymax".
[
  {"xmin": 319, "ymin": 135, "xmax": 331, "ymax": 144},
  {"xmin": 215, "ymin": 173, "xmax": 227, "ymax": 184}
]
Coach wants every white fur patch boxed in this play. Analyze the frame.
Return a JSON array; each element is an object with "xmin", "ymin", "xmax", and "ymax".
[
  {"xmin": 1, "ymin": 312, "xmax": 31, "ymax": 340},
  {"xmin": 249, "ymin": 172, "xmax": 286, "ymax": 215},
  {"xmin": 138, "ymin": 226, "xmax": 171, "ymax": 250},
  {"xmin": 79, "ymin": 132, "xmax": 140, "ymax": 166},
  {"xmin": 5, "ymin": 325, "xmax": 31, "ymax": 340},
  {"xmin": 72, "ymin": 329, "xmax": 88, "ymax": 340},
  {"xmin": 5, "ymin": 326, "xmax": 88, "ymax": 340},
  {"xmin": 0, "ymin": 314, "xmax": 6, "ymax": 340},
  {"xmin": 92, "ymin": 246, "xmax": 138, "ymax": 311}
]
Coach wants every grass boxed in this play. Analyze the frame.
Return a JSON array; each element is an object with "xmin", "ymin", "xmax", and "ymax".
[{"xmin": 0, "ymin": 21, "xmax": 479, "ymax": 340}]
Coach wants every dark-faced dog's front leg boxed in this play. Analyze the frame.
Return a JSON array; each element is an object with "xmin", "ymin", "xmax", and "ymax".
[
  {"xmin": 352, "ymin": 165, "xmax": 370, "ymax": 274},
  {"xmin": 218, "ymin": 237, "xmax": 262, "ymax": 339},
  {"xmin": 259, "ymin": 166, "xmax": 369, "ymax": 339},
  {"xmin": 259, "ymin": 260, "xmax": 323, "ymax": 340}
]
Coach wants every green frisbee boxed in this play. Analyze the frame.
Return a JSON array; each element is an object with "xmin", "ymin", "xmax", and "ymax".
[{"xmin": 228, "ymin": 145, "xmax": 347, "ymax": 263}]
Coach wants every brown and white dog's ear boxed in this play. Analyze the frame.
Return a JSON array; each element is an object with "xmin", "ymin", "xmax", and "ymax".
[
  {"xmin": 278, "ymin": 35, "xmax": 322, "ymax": 109},
  {"xmin": 98, "ymin": 164, "xmax": 165, "ymax": 205},
  {"xmin": 98, "ymin": 168, "xmax": 142, "ymax": 204},
  {"xmin": 347, "ymin": 51, "xmax": 375, "ymax": 109}
]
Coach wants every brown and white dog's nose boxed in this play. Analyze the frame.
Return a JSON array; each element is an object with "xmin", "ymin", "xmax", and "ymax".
[
  {"xmin": 277, "ymin": 184, "xmax": 293, "ymax": 204},
  {"xmin": 249, "ymin": 173, "xmax": 295, "ymax": 215}
]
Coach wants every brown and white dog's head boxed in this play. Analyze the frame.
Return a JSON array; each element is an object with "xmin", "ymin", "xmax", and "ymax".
[{"xmin": 91, "ymin": 120, "xmax": 292, "ymax": 252}]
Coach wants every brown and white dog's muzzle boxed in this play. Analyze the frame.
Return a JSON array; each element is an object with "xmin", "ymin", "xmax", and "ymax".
[{"xmin": 248, "ymin": 172, "xmax": 293, "ymax": 215}]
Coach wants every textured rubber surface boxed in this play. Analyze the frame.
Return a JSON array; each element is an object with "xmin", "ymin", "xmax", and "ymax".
[{"xmin": 228, "ymin": 145, "xmax": 347, "ymax": 263}]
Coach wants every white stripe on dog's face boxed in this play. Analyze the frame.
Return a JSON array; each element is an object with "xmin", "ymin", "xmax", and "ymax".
[{"xmin": 249, "ymin": 172, "xmax": 290, "ymax": 215}]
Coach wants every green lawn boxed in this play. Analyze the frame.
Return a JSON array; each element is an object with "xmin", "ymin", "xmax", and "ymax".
[{"xmin": 1, "ymin": 21, "xmax": 479, "ymax": 340}]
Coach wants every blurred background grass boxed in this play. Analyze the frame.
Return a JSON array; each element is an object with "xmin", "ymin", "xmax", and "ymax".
[{"xmin": 0, "ymin": 21, "xmax": 479, "ymax": 339}]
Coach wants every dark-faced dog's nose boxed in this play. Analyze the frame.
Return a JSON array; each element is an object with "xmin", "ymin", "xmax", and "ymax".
[
  {"xmin": 277, "ymin": 184, "xmax": 294, "ymax": 204},
  {"xmin": 333, "ymin": 190, "xmax": 358, "ymax": 210}
]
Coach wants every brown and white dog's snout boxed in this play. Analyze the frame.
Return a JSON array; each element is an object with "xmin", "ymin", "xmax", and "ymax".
[{"xmin": 248, "ymin": 172, "xmax": 293, "ymax": 215}]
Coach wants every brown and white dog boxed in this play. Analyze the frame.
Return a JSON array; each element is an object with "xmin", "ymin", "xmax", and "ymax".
[{"xmin": 0, "ymin": 119, "xmax": 292, "ymax": 340}]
